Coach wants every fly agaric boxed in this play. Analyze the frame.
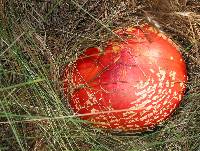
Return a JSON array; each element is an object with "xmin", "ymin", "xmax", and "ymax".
[{"xmin": 64, "ymin": 24, "xmax": 187, "ymax": 132}]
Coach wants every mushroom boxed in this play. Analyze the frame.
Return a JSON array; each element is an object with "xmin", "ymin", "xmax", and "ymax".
[{"xmin": 64, "ymin": 24, "xmax": 187, "ymax": 132}]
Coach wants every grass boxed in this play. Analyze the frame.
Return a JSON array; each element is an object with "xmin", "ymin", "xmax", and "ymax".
[{"xmin": 0, "ymin": 0, "xmax": 200, "ymax": 151}]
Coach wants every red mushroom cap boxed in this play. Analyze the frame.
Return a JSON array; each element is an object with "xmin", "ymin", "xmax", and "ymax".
[{"xmin": 64, "ymin": 24, "xmax": 187, "ymax": 132}]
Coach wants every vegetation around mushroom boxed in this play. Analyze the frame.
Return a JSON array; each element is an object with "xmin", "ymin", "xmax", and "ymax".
[{"xmin": 0, "ymin": 0, "xmax": 200, "ymax": 150}]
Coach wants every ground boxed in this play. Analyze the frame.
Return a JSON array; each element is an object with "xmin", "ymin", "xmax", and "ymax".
[{"xmin": 0, "ymin": 0, "xmax": 200, "ymax": 151}]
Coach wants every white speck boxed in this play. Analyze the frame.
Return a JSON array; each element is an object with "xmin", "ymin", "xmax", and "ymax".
[
  {"xmin": 169, "ymin": 71, "xmax": 176, "ymax": 80},
  {"xmin": 169, "ymin": 108, "xmax": 174, "ymax": 113},
  {"xmin": 147, "ymin": 113, "xmax": 154, "ymax": 117},
  {"xmin": 91, "ymin": 108, "xmax": 98, "ymax": 114},
  {"xmin": 156, "ymin": 104, "xmax": 161, "ymax": 109},
  {"xmin": 171, "ymin": 82, "xmax": 175, "ymax": 87},
  {"xmin": 173, "ymin": 103, "xmax": 177, "ymax": 109},
  {"xmin": 134, "ymin": 96, "xmax": 145, "ymax": 104},
  {"xmin": 153, "ymin": 116, "xmax": 159, "ymax": 119},
  {"xmin": 156, "ymin": 67, "xmax": 166, "ymax": 81},
  {"xmin": 170, "ymin": 56, "xmax": 174, "ymax": 60},
  {"xmin": 144, "ymin": 119, "xmax": 151, "ymax": 125},
  {"xmin": 158, "ymin": 89, "xmax": 163, "ymax": 94},
  {"xmin": 161, "ymin": 89, "xmax": 167, "ymax": 94},
  {"xmin": 140, "ymin": 115, "xmax": 148, "ymax": 121},
  {"xmin": 146, "ymin": 105, "xmax": 152, "ymax": 110},
  {"xmin": 135, "ymin": 89, "xmax": 148, "ymax": 96},
  {"xmin": 152, "ymin": 95, "xmax": 159, "ymax": 101},
  {"xmin": 180, "ymin": 82, "xmax": 184, "ymax": 88},
  {"xmin": 85, "ymin": 100, "xmax": 92, "ymax": 106},
  {"xmin": 157, "ymin": 117, "xmax": 165, "ymax": 122},
  {"xmin": 178, "ymin": 94, "xmax": 182, "ymax": 100},
  {"xmin": 153, "ymin": 109, "xmax": 158, "ymax": 113},
  {"xmin": 127, "ymin": 125, "xmax": 134, "ymax": 128},
  {"xmin": 110, "ymin": 118, "xmax": 120, "ymax": 123},
  {"xmin": 150, "ymin": 69, "xmax": 155, "ymax": 73},
  {"xmin": 135, "ymin": 78, "xmax": 151, "ymax": 89},
  {"xmin": 148, "ymin": 89, "xmax": 156, "ymax": 98},
  {"xmin": 141, "ymin": 99, "xmax": 152, "ymax": 106},
  {"xmin": 158, "ymin": 82, "xmax": 163, "ymax": 88},
  {"xmin": 163, "ymin": 100, "xmax": 168, "ymax": 105},
  {"xmin": 135, "ymin": 124, "xmax": 140, "ymax": 128},
  {"xmin": 160, "ymin": 94, "xmax": 167, "ymax": 101},
  {"xmin": 146, "ymin": 85, "xmax": 152, "ymax": 92},
  {"xmin": 173, "ymin": 91, "xmax": 178, "ymax": 97},
  {"xmin": 123, "ymin": 111, "xmax": 137, "ymax": 117},
  {"xmin": 166, "ymin": 80, "xmax": 170, "ymax": 87}
]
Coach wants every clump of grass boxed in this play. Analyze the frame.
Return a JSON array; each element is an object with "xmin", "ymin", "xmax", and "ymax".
[{"xmin": 0, "ymin": 0, "xmax": 200, "ymax": 150}]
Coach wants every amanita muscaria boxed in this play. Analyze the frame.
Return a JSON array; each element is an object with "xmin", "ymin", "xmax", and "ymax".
[{"xmin": 64, "ymin": 24, "xmax": 187, "ymax": 132}]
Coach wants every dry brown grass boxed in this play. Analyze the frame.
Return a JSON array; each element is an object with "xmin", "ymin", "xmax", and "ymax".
[{"xmin": 0, "ymin": 0, "xmax": 200, "ymax": 150}]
